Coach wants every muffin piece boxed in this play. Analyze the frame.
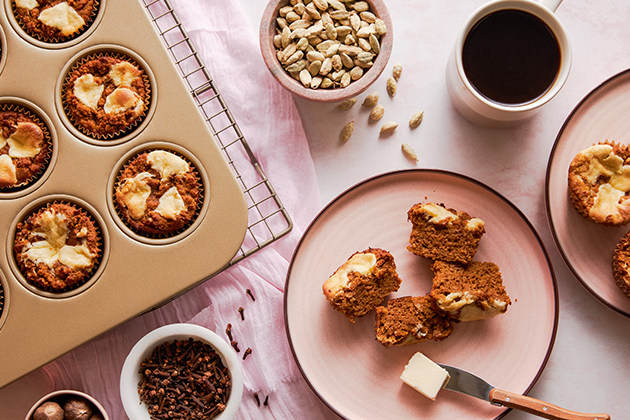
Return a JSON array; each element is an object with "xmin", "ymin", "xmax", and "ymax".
[
  {"xmin": 14, "ymin": 0, "xmax": 97, "ymax": 41},
  {"xmin": 568, "ymin": 141, "xmax": 630, "ymax": 226},
  {"xmin": 374, "ymin": 295, "xmax": 454, "ymax": 347},
  {"xmin": 0, "ymin": 109, "xmax": 49, "ymax": 189},
  {"xmin": 14, "ymin": 202, "xmax": 100, "ymax": 291},
  {"xmin": 430, "ymin": 260, "xmax": 510, "ymax": 322},
  {"xmin": 115, "ymin": 150, "xmax": 201, "ymax": 236},
  {"xmin": 407, "ymin": 202, "xmax": 485, "ymax": 264},
  {"xmin": 612, "ymin": 230, "xmax": 630, "ymax": 298},
  {"xmin": 65, "ymin": 55, "xmax": 149, "ymax": 139},
  {"xmin": 323, "ymin": 248, "xmax": 402, "ymax": 323}
]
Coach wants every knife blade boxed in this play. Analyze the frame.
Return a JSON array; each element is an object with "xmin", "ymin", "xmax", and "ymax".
[{"xmin": 438, "ymin": 364, "xmax": 610, "ymax": 420}]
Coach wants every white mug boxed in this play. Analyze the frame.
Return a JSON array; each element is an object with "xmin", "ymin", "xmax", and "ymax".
[{"xmin": 445, "ymin": 0, "xmax": 571, "ymax": 127}]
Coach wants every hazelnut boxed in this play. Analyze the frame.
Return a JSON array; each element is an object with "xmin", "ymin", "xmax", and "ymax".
[{"xmin": 33, "ymin": 401, "xmax": 64, "ymax": 420}]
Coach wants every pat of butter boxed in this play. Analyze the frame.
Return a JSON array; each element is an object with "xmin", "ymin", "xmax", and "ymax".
[{"xmin": 400, "ymin": 352, "xmax": 450, "ymax": 401}]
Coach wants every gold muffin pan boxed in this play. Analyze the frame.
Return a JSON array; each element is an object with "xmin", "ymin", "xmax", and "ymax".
[{"xmin": 0, "ymin": 0, "xmax": 249, "ymax": 388}]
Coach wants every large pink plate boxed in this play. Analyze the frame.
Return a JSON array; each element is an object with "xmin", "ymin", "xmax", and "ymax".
[
  {"xmin": 285, "ymin": 170, "xmax": 557, "ymax": 420},
  {"xmin": 546, "ymin": 69, "xmax": 630, "ymax": 317}
]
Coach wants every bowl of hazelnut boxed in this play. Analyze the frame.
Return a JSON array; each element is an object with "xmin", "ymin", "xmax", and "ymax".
[
  {"xmin": 25, "ymin": 390, "xmax": 109, "ymax": 420},
  {"xmin": 119, "ymin": 323, "xmax": 243, "ymax": 420},
  {"xmin": 260, "ymin": 0, "xmax": 393, "ymax": 102}
]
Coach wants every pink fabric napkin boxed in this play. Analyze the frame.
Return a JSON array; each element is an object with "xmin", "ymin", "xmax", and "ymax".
[{"xmin": 35, "ymin": 0, "xmax": 339, "ymax": 418}]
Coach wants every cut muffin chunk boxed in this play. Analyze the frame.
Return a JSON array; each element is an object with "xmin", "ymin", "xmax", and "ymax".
[
  {"xmin": 323, "ymin": 248, "xmax": 402, "ymax": 323},
  {"xmin": 407, "ymin": 202, "xmax": 485, "ymax": 264},
  {"xmin": 374, "ymin": 295, "xmax": 454, "ymax": 347},
  {"xmin": 430, "ymin": 260, "xmax": 510, "ymax": 322}
]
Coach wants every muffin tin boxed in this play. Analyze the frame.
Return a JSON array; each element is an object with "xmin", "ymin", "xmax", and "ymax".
[{"xmin": 0, "ymin": 0, "xmax": 248, "ymax": 388}]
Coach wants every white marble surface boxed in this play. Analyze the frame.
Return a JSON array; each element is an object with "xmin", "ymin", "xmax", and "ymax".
[{"xmin": 240, "ymin": 0, "xmax": 630, "ymax": 418}]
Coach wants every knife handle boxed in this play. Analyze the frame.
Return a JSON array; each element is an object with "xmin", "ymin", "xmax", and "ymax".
[{"xmin": 489, "ymin": 388, "xmax": 610, "ymax": 420}]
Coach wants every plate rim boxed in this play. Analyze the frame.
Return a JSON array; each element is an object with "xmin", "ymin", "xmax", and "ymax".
[
  {"xmin": 286, "ymin": 168, "xmax": 559, "ymax": 420},
  {"xmin": 545, "ymin": 67, "xmax": 630, "ymax": 318}
]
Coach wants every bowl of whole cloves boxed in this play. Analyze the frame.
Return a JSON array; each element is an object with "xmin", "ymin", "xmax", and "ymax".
[
  {"xmin": 120, "ymin": 323, "xmax": 243, "ymax": 420},
  {"xmin": 25, "ymin": 389, "xmax": 109, "ymax": 420}
]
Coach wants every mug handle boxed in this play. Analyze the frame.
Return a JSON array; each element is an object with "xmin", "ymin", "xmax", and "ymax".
[{"xmin": 538, "ymin": 0, "xmax": 563, "ymax": 12}]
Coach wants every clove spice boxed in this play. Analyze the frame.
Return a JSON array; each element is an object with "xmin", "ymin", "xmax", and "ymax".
[
  {"xmin": 238, "ymin": 307, "xmax": 245, "ymax": 321},
  {"xmin": 137, "ymin": 337, "xmax": 231, "ymax": 420},
  {"xmin": 246, "ymin": 289, "xmax": 256, "ymax": 301},
  {"xmin": 242, "ymin": 348, "xmax": 252, "ymax": 360}
]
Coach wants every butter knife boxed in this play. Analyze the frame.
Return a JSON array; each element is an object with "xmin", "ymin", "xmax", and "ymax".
[{"xmin": 438, "ymin": 364, "xmax": 610, "ymax": 420}]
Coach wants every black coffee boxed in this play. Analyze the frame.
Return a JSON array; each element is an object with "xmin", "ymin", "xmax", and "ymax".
[{"xmin": 462, "ymin": 9, "xmax": 561, "ymax": 106}]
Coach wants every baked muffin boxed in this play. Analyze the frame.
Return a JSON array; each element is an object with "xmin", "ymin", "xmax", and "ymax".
[
  {"xmin": 64, "ymin": 54, "xmax": 149, "ymax": 139},
  {"xmin": 0, "ymin": 108, "xmax": 50, "ymax": 189},
  {"xmin": 430, "ymin": 260, "xmax": 510, "ymax": 322},
  {"xmin": 323, "ymin": 248, "xmax": 402, "ymax": 323},
  {"xmin": 14, "ymin": 202, "xmax": 101, "ymax": 291},
  {"xmin": 13, "ymin": 0, "xmax": 98, "ymax": 42},
  {"xmin": 568, "ymin": 141, "xmax": 630, "ymax": 226},
  {"xmin": 407, "ymin": 202, "xmax": 485, "ymax": 264},
  {"xmin": 115, "ymin": 150, "xmax": 201, "ymax": 236},
  {"xmin": 612, "ymin": 230, "xmax": 630, "ymax": 298},
  {"xmin": 374, "ymin": 295, "xmax": 454, "ymax": 347}
]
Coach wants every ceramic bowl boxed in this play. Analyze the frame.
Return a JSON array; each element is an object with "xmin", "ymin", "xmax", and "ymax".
[
  {"xmin": 259, "ymin": 0, "xmax": 394, "ymax": 103},
  {"xmin": 25, "ymin": 389, "xmax": 110, "ymax": 420},
  {"xmin": 120, "ymin": 323, "xmax": 243, "ymax": 420}
]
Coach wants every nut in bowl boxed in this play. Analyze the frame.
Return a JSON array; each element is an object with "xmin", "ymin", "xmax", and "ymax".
[
  {"xmin": 260, "ymin": 0, "xmax": 393, "ymax": 102},
  {"xmin": 120, "ymin": 323, "xmax": 243, "ymax": 420},
  {"xmin": 25, "ymin": 389, "xmax": 109, "ymax": 420}
]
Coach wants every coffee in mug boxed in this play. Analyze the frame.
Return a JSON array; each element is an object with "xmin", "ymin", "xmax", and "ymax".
[{"xmin": 445, "ymin": 0, "xmax": 571, "ymax": 127}]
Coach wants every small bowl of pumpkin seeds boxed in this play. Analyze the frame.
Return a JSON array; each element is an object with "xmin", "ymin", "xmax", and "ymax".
[{"xmin": 260, "ymin": 0, "xmax": 393, "ymax": 102}]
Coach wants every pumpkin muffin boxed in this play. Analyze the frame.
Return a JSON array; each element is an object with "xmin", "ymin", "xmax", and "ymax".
[
  {"xmin": 14, "ymin": 202, "xmax": 101, "ymax": 292},
  {"xmin": 568, "ymin": 141, "xmax": 630, "ymax": 226},
  {"xmin": 114, "ymin": 150, "xmax": 201, "ymax": 236},
  {"xmin": 64, "ymin": 54, "xmax": 149, "ymax": 139},
  {"xmin": 612, "ymin": 230, "xmax": 630, "ymax": 298},
  {"xmin": 0, "ymin": 108, "xmax": 50, "ymax": 189},
  {"xmin": 13, "ymin": 0, "xmax": 98, "ymax": 42}
]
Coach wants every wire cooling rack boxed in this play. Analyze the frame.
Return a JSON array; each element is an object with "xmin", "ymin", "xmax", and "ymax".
[{"xmin": 142, "ymin": 0, "xmax": 293, "ymax": 266}]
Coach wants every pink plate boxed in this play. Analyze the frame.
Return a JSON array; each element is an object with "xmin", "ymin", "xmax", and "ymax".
[
  {"xmin": 546, "ymin": 69, "xmax": 630, "ymax": 317},
  {"xmin": 285, "ymin": 170, "xmax": 557, "ymax": 420}
]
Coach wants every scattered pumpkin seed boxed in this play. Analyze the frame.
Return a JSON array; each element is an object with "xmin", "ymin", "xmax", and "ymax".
[
  {"xmin": 340, "ymin": 121, "xmax": 354, "ymax": 142},
  {"xmin": 369, "ymin": 104, "xmax": 385, "ymax": 121},
  {"xmin": 409, "ymin": 111, "xmax": 424, "ymax": 128},
  {"xmin": 362, "ymin": 91, "xmax": 379, "ymax": 107},
  {"xmin": 402, "ymin": 143, "xmax": 419, "ymax": 161},
  {"xmin": 379, "ymin": 121, "xmax": 398, "ymax": 135},
  {"xmin": 386, "ymin": 77, "xmax": 397, "ymax": 97},
  {"xmin": 337, "ymin": 98, "xmax": 357, "ymax": 110}
]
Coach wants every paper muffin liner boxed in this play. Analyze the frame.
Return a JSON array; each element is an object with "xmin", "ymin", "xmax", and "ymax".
[
  {"xmin": 0, "ymin": 103, "xmax": 53, "ymax": 192},
  {"xmin": 62, "ymin": 51, "xmax": 152, "ymax": 141},
  {"xmin": 12, "ymin": 0, "xmax": 100, "ymax": 44},
  {"xmin": 13, "ymin": 200, "xmax": 103, "ymax": 293},
  {"xmin": 112, "ymin": 148, "xmax": 204, "ymax": 239}
]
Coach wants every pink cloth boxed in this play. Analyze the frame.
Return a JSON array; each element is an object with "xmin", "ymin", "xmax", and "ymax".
[{"xmin": 39, "ymin": 0, "xmax": 337, "ymax": 418}]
